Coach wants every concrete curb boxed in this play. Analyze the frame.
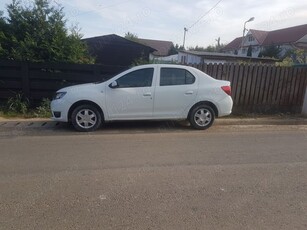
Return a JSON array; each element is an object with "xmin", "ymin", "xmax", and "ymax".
[
  {"xmin": 0, "ymin": 117, "xmax": 306, "ymax": 127},
  {"xmin": 215, "ymin": 118, "xmax": 307, "ymax": 126}
]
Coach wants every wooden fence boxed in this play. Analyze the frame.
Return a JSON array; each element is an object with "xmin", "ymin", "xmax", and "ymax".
[
  {"xmin": 0, "ymin": 60, "xmax": 306, "ymax": 113},
  {"xmin": 0, "ymin": 60, "xmax": 127, "ymax": 101},
  {"xmin": 191, "ymin": 63, "xmax": 307, "ymax": 113}
]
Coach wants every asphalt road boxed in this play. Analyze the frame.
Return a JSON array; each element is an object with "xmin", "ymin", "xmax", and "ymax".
[{"xmin": 0, "ymin": 123, "xmax": 307, "ymax": 230}]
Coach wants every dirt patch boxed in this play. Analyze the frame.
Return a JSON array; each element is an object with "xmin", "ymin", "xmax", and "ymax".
[{"xmin": 0, "ymin": 116, "xmax": 49, "ymax": 122}]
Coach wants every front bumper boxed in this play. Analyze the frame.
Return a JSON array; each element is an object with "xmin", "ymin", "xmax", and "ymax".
[{"xmin": 50, "ymin": 99, "xmax": 71, "ymax": 122}]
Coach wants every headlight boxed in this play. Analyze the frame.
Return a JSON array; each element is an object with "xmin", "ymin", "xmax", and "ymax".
[{"xmin": 53, "ymin": 92, "xmax": 67, "ymax": 100}]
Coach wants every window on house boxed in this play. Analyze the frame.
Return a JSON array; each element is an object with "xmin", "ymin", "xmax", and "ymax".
[{"xmin": 248, "ymin": 36, "xmax": 255, "ymax": 42}]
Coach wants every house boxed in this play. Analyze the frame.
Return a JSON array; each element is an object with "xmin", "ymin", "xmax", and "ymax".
[
  {"xmin": 137, "ymin": 38, "xmax": 178, "ymax": 62},
  {"xmin": 224, "ymin": 24, "xmax": 307, "ymax": 58},
  {"xmin": 178, "ymin": 50, "xmax": 277, "ymax": 65},
  {"xmin": 83, "ymin": 34, "xmax": 155, "ymax": 67}
]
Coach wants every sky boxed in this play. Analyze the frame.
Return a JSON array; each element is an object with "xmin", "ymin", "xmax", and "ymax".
[{"xmin": 1, "ymin": 0, "xmax": 307, "ymax": 48}]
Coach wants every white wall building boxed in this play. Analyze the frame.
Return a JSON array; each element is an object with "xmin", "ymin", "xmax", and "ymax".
[{"xmin": 224, "ymin": 24, "xmax": 307, "ymax": 58}]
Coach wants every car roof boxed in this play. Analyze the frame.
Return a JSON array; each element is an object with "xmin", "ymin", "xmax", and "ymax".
[{"xmin": 132, "ymin": 64, "xmax": 195, "ymax": 70}]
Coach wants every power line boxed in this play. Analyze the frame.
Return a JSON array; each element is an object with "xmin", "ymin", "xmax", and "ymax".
[
  {"xmin": 182, "ymin": 0, "xmax": 223, "ymax": 48},
  {"xmin": 187, "ymin": 0, "xmax": 223, "ymax": 30}
]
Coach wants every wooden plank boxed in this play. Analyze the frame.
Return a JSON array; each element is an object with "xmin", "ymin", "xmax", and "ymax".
[
  {"xmin": 297, "ymin": 68, "xmax": 307, "ymax": 106},
  {"xmin": 243, "ymin": 64, "xmax": 254, "ymax": 107},
  {"xmin": 257, "ymin": 65, "xmax": 268, "ymax": 104},
  {"xmin": 271, "ymin": 67, "xmax": 280, "ymax": 105},
  {"xmin": 29, "ymin": 62, "xmax": 96, "ymax": 72},
  {"xmin": 234, "ymin": 64, "xmax": 244, "ymax": 105},
  {"xmin": 275, "ymin": 67, "xmax": 286, "ymax": 105},
  {"xmin": 228, "ymin": 64, "xmax": 235, "ymax": 93},
  {"xmin": 200, "ymin": 64, "xmax": 205, "ymax": 73},
  {"xmin": 279, "ymin": 67, "xmax": 290, "ymax": 106},
  {"xmin": 292, "ymin": 68, "xmax": 302, "ymax": 105},
  {"xmin": 0, "ymin": 60, "xmax": 23, "ymax": 67},
  {"xmin": 211, "ymin": 63, "xmax": 218, "ymax": 79},
  {"xmin": 231, "ymin": 64, "xmax": 240, "ymax": 101},
  {"xmin": 0, "ymin": 90, "xmax": 19, "ymax": 99},
  {"xmin": 30, "ymin": 81, "xmax": 77, "ymax": 90},
  {"xmin": 21, "ymin": 63, "xmax": 30, "ymax": 99},
  {"xmin": 0, "ymin": 69, "xmax": 23, "ymax": 79},
  {"xmin": 203, "ymin": 63, "xmax": 208, "ymax": 74},
  {"xmin": 248, "ymin": 64, "xmax": 259, "ymax": 106},
  {"xmin": 253, "ymin": 65, "xmax": 264, "ymax": 105},
  {"xmin": 292, "ymin": 68, "xmax": 303, "ymax": 105},
  {"xmin": 266, "ymin": 65, "xmax": 277, "ymax": 105},
  {"xmin": 207, "ymin": 64, "xmax": 213, "ymax": 77},
  {"xmin": 216, "ymin": 63, "xmax": 223, "ymax": 80},
  {"xmin": 261, "ymin": 65, "xmax": 272, "ymax": 104},
  {"xmin": 239, "ymin": 64, "xmax": 250, "ymax": 106},
  {"xmin": 284, "ymin": 67, "xmax": 294, "ymax": 105},
  {"xmin": 29, "ymin": 71, "xmax": 102, "ymax": 82},
  {"xmin": 221, "ymin": 63, "xmax": 228, "ymax": 81},
  {"xmin": 288, "ymin": 67, "xmax": 298, "ymax": 105},
  {"xmin": 30, "ymin": 91, "xmax": 56, "ymax": 100},
  {"xmin": 0, "ymin": 80, "xmax": 23, "ymax": 89}
]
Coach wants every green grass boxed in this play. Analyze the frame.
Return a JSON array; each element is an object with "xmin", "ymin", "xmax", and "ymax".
[{"xmin": 0, "ymin": 96, "xmax": 51, "ymax": 119}]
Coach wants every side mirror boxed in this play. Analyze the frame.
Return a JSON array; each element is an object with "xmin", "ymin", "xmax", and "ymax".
[{"xmin": 109, "ymin": 81, "xmax": 118, "ymax": 89}]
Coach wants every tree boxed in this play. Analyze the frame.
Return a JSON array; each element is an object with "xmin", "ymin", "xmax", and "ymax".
[
  {"xmin": 276, "ymin": 49, "xmax": 306, "ymax": 67},
  {"xmin": 167, "ymin": 44, "xmax": 178, "ymax": 55},
  {"xmin": 258, "ymin": 44, "xmax": 281, "ymax": 59},
  {"xmin": 247, "ymin": 45, "xmax": 252, "ymax": 57},
  {"xmin": 174, "ymin": 44, "xmax": 184, "ymax": 51},
  {"xmin": 124, "ymin": 32, "xmax": 139, "ymax": 42},
  {"xmin": 188, "ymin": 43, "xmax": 225, "ymax": 52},
  {"xmin": 0, "ymin": 0, "xmax": 94, "ymax": 63}
]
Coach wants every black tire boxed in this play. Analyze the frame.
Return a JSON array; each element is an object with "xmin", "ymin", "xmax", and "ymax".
[
  {"xmin": 189, "ymin": 104, "xmax": 215, "ymax": 130},
  {"xmin": 71, "ymin": 104, "xmax": 102, "ymax": 132}
]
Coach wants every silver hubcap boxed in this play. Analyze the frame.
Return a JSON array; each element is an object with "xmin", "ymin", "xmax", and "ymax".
[
  {"xmin": 194, "ymin": 108, "xmax": 212, "ymax": 127},
  {"xmin": 76, "ymin": 109, "xmax": 97, "ymax": 129}
]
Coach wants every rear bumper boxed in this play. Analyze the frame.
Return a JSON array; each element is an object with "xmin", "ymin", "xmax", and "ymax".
[{"xmin": 217, "ymin": 96, "xmax": 233, "ymax": 117}]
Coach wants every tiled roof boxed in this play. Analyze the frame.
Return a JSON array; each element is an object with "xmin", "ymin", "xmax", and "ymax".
[
  {"xmin": 262, "ymin": 24, "xmax": 307, "ymax": 45},
  {"xmin": 138, "ymin": 38, "xmax": 174, "ymax": 56},
  {"xmin": 249, "ymin": 29, "xmax": 268, "ymax": 44},
  {"xmin": 223, "ymin": 37, "xmax": 242, "ymax": 50},
  {"xmin": 225, "ymin": 24, "xmax": 307, "ymax": 49},
  {"xmin": 83, "ymin": 34, "xmax": 155, "ymax": 52}
]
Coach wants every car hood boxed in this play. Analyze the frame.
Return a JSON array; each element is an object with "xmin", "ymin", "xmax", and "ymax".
[{"xmin": 57, "ymin": 82, "xmax": 104, "ymax": 93}]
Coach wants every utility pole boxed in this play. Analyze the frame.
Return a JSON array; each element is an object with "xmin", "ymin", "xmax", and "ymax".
[{"xmin": 182, "ymin": 27, "xmax": 188, "ymax": 49}]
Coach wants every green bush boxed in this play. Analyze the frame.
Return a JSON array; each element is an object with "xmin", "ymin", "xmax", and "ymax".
[
  {"xmin": 6, "ymin": 93, "xmax": 29, "ymax": 115},
  {"xmin": 1, "ymin": 95, "xmax": 51, "ymax": 118},
  {"xmin": 34, "ymin": 98, "xmax": 51, "ymax": 118}
]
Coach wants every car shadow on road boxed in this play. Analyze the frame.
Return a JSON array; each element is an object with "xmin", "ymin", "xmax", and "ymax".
[
  {"xmin": 69, "ymin": 120, "xmax": 193, "ymax": 134},
  {"xmin": 0, "ymin": 120, "xmax": 195, "ymax": 137}
]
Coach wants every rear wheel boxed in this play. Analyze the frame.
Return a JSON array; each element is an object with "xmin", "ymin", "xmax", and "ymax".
[
  {"xmin": 71, "ymin": 104, "xmax": 102, "ymax": 132},
  {"xmin": 189, "ymin": 105, "xmax": 215, "ymax": 130}
]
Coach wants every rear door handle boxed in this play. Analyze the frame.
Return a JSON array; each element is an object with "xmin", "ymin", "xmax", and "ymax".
[
  {"xmin": 143, "ymin": 92, "xmax": 152, "ymax": 96},
  {"xmin": 185, "ymin": 91, "xmax": 194, "ymax": 95}
]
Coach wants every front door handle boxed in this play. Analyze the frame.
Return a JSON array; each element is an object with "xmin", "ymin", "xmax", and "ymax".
[
  {"xmin": 143, "ymin": 92, "xmax": 152, "ymax": 96},
  {"xmin": 185, "ymin": 91, "xmax": 194, "ymax": 95}
]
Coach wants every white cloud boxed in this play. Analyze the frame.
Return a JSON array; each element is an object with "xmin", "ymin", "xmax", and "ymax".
[{"xmin": 0, "ymin": 0, "xmax": 306, "ymax": 47}]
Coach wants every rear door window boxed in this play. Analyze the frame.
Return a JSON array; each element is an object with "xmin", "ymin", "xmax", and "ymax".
[{"xmin": 160, "ymin": 68, "xmax": 195, "ymax": 86}]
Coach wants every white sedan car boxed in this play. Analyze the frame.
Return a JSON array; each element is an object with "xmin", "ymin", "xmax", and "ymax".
[{"xmin": 51, "ymin": 64, "xmax": 233, "ymax": 131}]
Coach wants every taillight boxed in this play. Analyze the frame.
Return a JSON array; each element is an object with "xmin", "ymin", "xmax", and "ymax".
[{"xmin": 221, "ymin": 86, "xmax": 231, "ymax": 96}]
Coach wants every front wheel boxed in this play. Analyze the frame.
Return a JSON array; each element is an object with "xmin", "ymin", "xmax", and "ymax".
[
  {"xmin": 189, "ymin": 105, "xmax": 215, "ymax": 130},
  {"xmin": 71, "ymin": 104, "xmax": 102, "ymax": 132}
]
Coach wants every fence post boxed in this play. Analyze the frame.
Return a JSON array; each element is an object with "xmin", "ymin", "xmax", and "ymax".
[
  {"xmin": 302, "ymin": 86, "xmax": 307, "ymax": 116},
  {"xmin": 21, "ymin": 62, "xmax": 30, "ymax": 99}
]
